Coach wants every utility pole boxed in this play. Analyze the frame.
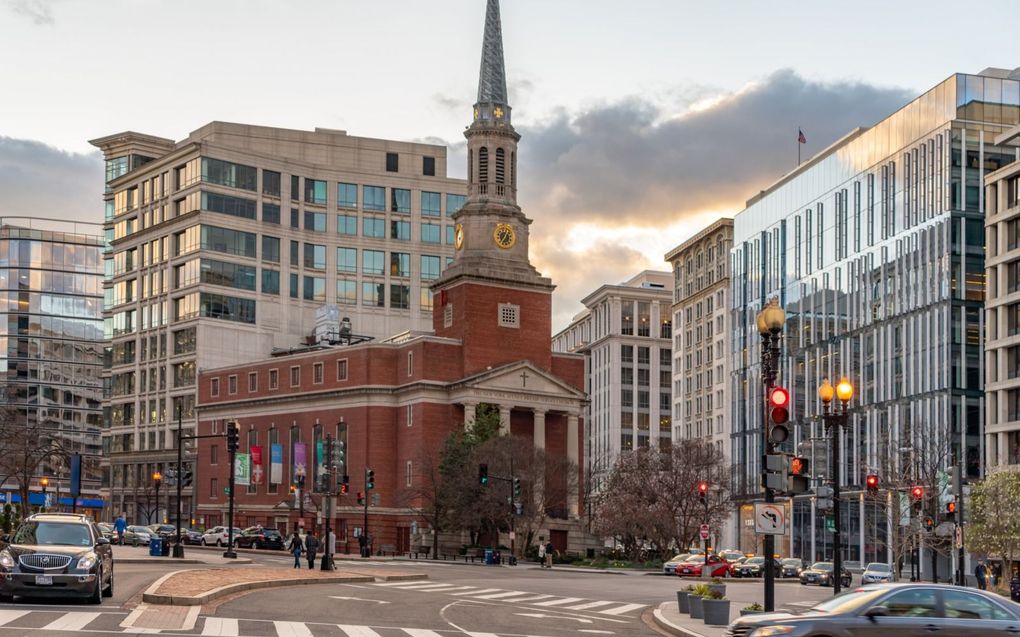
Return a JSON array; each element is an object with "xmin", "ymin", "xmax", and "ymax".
[
  {"xmin": 362, "ymin": 467, "xmax": 374, "ymax": 557},
  {"xmin": 224, "ymin": 420, "xmax": 238, "ymax": 559},
  {"xmin": 953, "ymin": 462, "xmax": 965, "ymax": 586}
]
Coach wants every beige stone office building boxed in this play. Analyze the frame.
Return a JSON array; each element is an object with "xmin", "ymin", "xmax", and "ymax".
[
  {"xmin": 90, "ymin": 124, "xmax": 466, "ymax": 523},
  {"xmin": 984, "ymin": 125, "xmax": 1020, "ymax": 471}
]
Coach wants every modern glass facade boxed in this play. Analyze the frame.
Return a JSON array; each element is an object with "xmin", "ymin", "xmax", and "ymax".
[
  {"xmin": 0, "ymin": 219, "xmax": 104, "ymax": 502},
  {"xmin": 730, "ymin": 71, "xmax": 1020, "ymax": 564}
]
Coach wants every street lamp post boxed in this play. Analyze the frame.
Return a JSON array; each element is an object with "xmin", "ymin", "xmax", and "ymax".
[
  {"xmin": 818, "ymin": 376, "xmax": 853, "ymax": 596},
  {"xmin": 152, "ymin": 471, "xmax": 162, "ymax": 525},
  {"xmin": 755, "ymin": 297, "xmax": 786, "ymax": 613},
  {"xmin": 40, "ymin": 477, "xmax": 49, "ymax": 513}
]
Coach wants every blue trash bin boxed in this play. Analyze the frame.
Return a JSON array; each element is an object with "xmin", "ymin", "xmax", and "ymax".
[
  {"xmin": 149, "ymin": 537, "xmax": 163, "ymax": 557},
  {"xmin": 484, "ymin": 549, "xmax": 494, "ymax": 565}
]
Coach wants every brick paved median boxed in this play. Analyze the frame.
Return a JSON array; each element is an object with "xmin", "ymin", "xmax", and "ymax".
[{"xmin": 141, "ymin": 567, "xmax": 426, "ymax": 606}]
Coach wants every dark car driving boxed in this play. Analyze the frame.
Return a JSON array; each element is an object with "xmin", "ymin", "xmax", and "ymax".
[
  {"xmin": 780, "ymin": 558, "xmax": 806, "ymax": 578},
  {"xmin": 232, "ymin": 526, "xmax": 285, "ymax": 550},
  {"xmin": 726, "ymin": 583, "xmax": 1020, "ymax": 636},
  {"xmin": 0, "ymin": 513, "xmax": 113, "ymax": 604},
  {"xmin": 799, "ymin": 561, "xmax": 852, "ymax": 587},
  {"xmin": 733, "ymin": 556, "xmax": 781, "ymax": 578}
]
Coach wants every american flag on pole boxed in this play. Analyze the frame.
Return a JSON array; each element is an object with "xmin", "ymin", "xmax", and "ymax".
[{"xmin": 798, "ymin": 129, "xmax": 807, "ymax": 144}]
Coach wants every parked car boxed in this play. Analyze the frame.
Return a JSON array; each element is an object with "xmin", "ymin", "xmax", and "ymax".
[
  {"xmin": 727, "ymin": 583, "xmax": 1020, "ymax": 636},
  {"xmin": 676, "ymin": 554, "xmax": 731, "ymax": 578},
  {"xmin": 732, "ymin": 556, "xmax": 781, "ymax": 578},
  {"xmin": 96, "ymin": 523, "xmax": 114, "ymax": 542},
  {"xmin": 662, "ymin": 553, "xmax": 691, "ymax": 575},
  {"xmin": 178, "ymin": 528, "xmax": 203, "ymax": 545},
  {"xmin": 799, "ymin": 561, "xmax": 852, "ymax": 587},
  {"xmin": 0, "ymin": 512, "xmax": 113, "ymax": 603},
  {"xmin": 147, "ymin": 524, "xmax": 178, "ymax": 539},
  {"xmin": 124, "ymin": 526, "xmax": 153, "ymax": 547},
  {"xmin": 862, "ymin": 561, "xmax": 895, "ymax": 584},
  {"xmin": 200, "ymin": 526, "xmax": 242, "ymax": 547},
  {"xmin": 780, "ymin": 557, "xmax": 806, "ymax": 578},
  {"xmin": 718, "ymin": 549, "xmax": 745, "ymax": 563},
  {"xmin": 232, "ymin": 527, "xmax": 285, "ymax": 550},
  {"xmin": 727, "ymin": 556, "xmax": 747, "ymax": 576}
]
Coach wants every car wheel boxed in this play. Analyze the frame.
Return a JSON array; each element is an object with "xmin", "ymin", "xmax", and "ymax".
[
  {"xmin": 201, "ymin": 538, "xmax": 207, "ymax": 546},
  {"xmin": 88, "ymin": 569, "xmax": 103, "ymax": 605},
  {"xmin": 103, "ymin": 572, "xmax": 114, "ymax": 598},
  {"xmin": 215, "ymin": 539, "xmax": 222, "ymax": 547}
]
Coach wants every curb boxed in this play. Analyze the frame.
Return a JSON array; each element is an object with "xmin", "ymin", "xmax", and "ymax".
[
  {"xmin": 142, "ymin": 573, "xmax": 379, "ymax": 606},
  {"xmin": 652, "ymin": 607, "xmax": 710, "ymax": 637}
]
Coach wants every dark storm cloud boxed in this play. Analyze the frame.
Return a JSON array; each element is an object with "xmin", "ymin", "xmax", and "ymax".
[
  {"xmin": 0, "ymin": 137, "xmax": 102, "ymax": 224},
  {"xmin": 5, "ymin": 0, "xmax": 54, "ymax": 25}
]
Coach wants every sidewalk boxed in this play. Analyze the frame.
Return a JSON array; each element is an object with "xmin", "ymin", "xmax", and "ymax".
[
  {"xmin": 111, "ymin": 544, "xmax": 252, "ymax": 565},
  {"xmin": 652, "ymin": 600, "xmax": 731, "ymax": 637}
]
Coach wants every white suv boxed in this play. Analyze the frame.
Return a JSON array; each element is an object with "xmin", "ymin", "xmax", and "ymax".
[{"xmin": 200, "ymin": 527, "xmax": 242, "ymax": 547}]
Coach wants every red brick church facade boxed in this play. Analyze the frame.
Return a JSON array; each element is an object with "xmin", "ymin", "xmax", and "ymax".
[{"xmin": 194, "ymin": 0, "xmax": 588, "ymax": 554}]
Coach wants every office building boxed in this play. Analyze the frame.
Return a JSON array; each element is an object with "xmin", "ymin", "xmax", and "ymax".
[
  {"xmin": 730, "ymin": 68, "xmax": 1020, "ymax": 567},
  {"xmin": 90, "ymin": 123, "xmax": 466, "ymax": 524}
]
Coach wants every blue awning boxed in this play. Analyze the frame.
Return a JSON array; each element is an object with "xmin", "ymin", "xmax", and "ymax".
[{"xmin": 0, "ymin": 493, "xmax": 105, "ymax": 508}]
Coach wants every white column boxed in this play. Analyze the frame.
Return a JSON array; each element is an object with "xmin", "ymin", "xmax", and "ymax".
[
  {"xmin": 999, "ymin": 431, "xmax": 1008, "ymax": 466},
  {"xmin": 464, "ymin": 402, "xmax": 477, "ymax": 432},
  {"xmin": 499, "ymin": 406, "xmax": 511, "ymax": 436},
  {"xmin": 567, "ymin": 413, "xmax": 579, "ymax": 517},
  {"xmin": 533, "ymin": 410, "xmax": 546, "ymax": 450}
]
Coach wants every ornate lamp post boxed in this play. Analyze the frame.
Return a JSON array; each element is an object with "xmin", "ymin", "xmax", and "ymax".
[
  {"xmin": 152, "ymin": 471, "xmax": 162, "ymax": 525},
  {"xmin": 818, "ymin": 376, "xmax": 853, "ymax": 595},
  {"xmin": 39, "ymin": 477, "xmax": 49, "ymax": 512},
  {"xmin": 755, "ymin": 297, "xmax": 785, "ymax": 612}
]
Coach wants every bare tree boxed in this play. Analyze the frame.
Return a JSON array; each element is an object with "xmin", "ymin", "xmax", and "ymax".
[
  {"xmin": 0, "ymin": 407, "xmax": 70, "ymax": 520},
  {"xmin": 967, "ymin": 470, "xmax": 1020, "ymax": 568}
]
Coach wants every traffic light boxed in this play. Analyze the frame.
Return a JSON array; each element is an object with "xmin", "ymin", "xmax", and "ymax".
[
  {"xmin": 366, "ymin": 469, "xmax": 375, "ymax": 490},
  {"xmin": 226, "ymin": 420, "xmax": 239, "ymax": 453},
  {"xmin": 788, "ymin": 457, "xmax": 810, "ymax": 494},
  {"xmin": 866, "ymin": 474, "xmax": 879, "ymax": 494},
  {"xmin": 478, "ymin": 463, "xmax": 489, "ymax": 486},
  {"xmin": 357, "ymin": 491, "xmax": 365, "ymax": 505},
  {"xmin": 513, "ymin": 477, "xmax": 521, "ymax": 497},
  {"xmin": 767, "ymin": 387, "xmax": 790, "ymax": 444},
  {"xmin": 339, "ymin": 482, "xmax": 349, "ymax": 495},
  {"xmin": 333, "ymin": 441, "xmax": 345, "ymax": 469},
  {"xmin": 924, "ymin": 517, "xmax": 935, "ymax": 532},
  {"xmin": 289, "ymin": 484, "xmax": 296, "ymax": 494},
  {"xmin": 911, "ymin": 485, "xmax": 924, "ymax": 500},
  {"xmin": 816, "ymin": 485, "xmax": 834, "ymax": 511},
  {"xmin": 698, "ymin": 481, "xmax": 708, "ymax": 504},
  {"xmin": 945, "ymin": 501, "xmax": 956, "ymax": 522}
]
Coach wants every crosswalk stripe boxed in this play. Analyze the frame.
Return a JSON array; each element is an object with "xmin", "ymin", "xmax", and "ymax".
[
  {"xmin": 531, "ymin": 597, "xmax": 584, "ymax": 607},
  {"xmin": 451, "ymin": 588, "xmax": 501, "ymax": 596},
  {"xmin": 388, "ymin": 582, "xmax": 461, "ymax": 590},
  {"xmin": 374, "ymin": 581, "xmax": 429, "ymax": 587},
  {"xmin": 468, "ymin": 633, "xmax": 501, "ymax": 637},
  {"xmin": 41, "ymin": 612, "xmax": 102, "ymax": 631},
  {"xmin": 0, "ymin": 611, "xmax": 29, "ymax": 627},
  {"xmin": 201, "ymin": 617, "xmax": 239, "ymax": 636},
  {"xmin": 472, "ymin": 590, "xmax": 530, "ymax": 599},
  {"xmin": 564, "ymin": 601, "xmax": 617, "ymax": 611},
  {"xmin": 275, "ymin": 621, "xmax": 314, "ymax": 637},
  {"xmin": 339, "ymin": 624, "xmax": 383, "ymax": 637},
  {"xmin": 598, "ymin": 603, "xmax": 646, "ymax": 616},
  {"xmin": 503, "ymin": 594, "xmax": 554, "ymax": 603},
  {"xmin": 403, "ymin": 630, "xmax": 445, "ymax": 637}
]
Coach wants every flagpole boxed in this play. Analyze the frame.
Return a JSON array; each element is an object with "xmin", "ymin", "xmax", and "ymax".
[{"xmin": 798, "ymin": 126, "xmax": 801, "ymax": 166}]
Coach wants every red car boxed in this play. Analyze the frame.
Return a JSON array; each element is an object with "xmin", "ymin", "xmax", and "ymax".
[{"xmin": 675, "ymin": 554, "xmax": 730, "ymax": 577}]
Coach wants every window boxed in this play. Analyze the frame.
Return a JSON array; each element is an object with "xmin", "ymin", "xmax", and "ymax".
[
  {"xmin": 200, "ymin": 259, "xmax": 256, "ymax": 290},
  {"xmin": 364, "ymin": 186, "xmax": 385, "ymax": 211},
  {"xmin": 421, "ymin": 223, "xmax": 441, "ymax": 243},
  {"xmin": 304, "ymin": 211, "xmax": 326, "ymax": 232},
  {"xmin": 304, "ymin": 243, "xmax": 326, "ymax": 270},
  {"xmin": 210, "ymin": 377, "xmax": 220, "ymax": 397},
  {"xmin": 290, "ymin": 208, "xmax": 299, "ymax": 228},
  {"xmin": 173, "ymin": 327, "xmax": 196, "ymax": 354},
  {"xmin": 406, "ymin": 460, "xmax": 413, "ymax": 486},
  {"xmin": 337, "ymin": 247, "xmax": 357, "ymax": 273},
  {"xmin": 337, "ymin": 279, "xmax": 357, "ymax": 305},
  {"xmin": 337, "ymin": 359, "xmax": 348, "ymax": 381},
  {"xmin": 406, "ymin": 405, "xmax": 413, "ymax": 427},
  {"xmin": 337, "ymin": 214, "xmax": 357, "ymax": 235},
  {"xmin": 290, "ymin": 366, "xmax": 300, "ymax": 387},
  {"xmin": 407, "ymin": 352, "xmax": 414, "ymax": 375},
  {"xmin": 202, "ymin": 158, "xmax": 257, "ymax": 191},
  {"xmin": 228, "ymin": 375, "xmax": 238, "ymax": 394},
  {"xmin": 363, "ymin": 217, "xmax": 385, "ymax": 238},
  {"xmin": 338, "ymin": 183, "xmax": 357, "ymax": 208},
  {"xmin": 390, "ymin": 252, "xmax": 410, "ymax": 277},
  {"xmin": 263, "ymin": 170, "xmax": 281, "ymax": 197},
  {"xmin": 262, "ymin": 236, "xmax": 280, "ymax": 263},
  {"xmin": 269, "ymin": 369, "xmax": 279, "ymax": 390},
  {"xmin": 313, "ymin": 362, "xmax": 324, "ymax": 384},
  {"xmin": 391, "ymin": 284, "xmax": 410, "ymax": 309},
  {"xmin": 201, "ymin": 191, "xmax": 256, "ymax": 219},
  {"xmin": 420, "ymin": 288, "xmax": 433, "ymax": 312},
  {"xmin": 876, "ymin": 588, "xmax": 937, "ymax": 617},
  {"xmin": 289, "ymin": 273, "xmax": 298, "ymax": 299},
  {"xmin": 210, "ymin": 477, "xmax": 218, "ymax": 498},
  {"xmin": 248, "ymin": 372, "xmax": 257, "ymax": 393},
  {"xmin": 499, "ymin": 303, "xmax": 520, "ymax": 328},
  {"xmin": 363, "ymin": 281, "xmax": 385, "ymax": 307},
  {"xmin": 942, "ymin": 590, "xmax": 1012, "ymax": 620},
  {"xmin": 423, "ymin": 156, "xmax": 435, "ymax": 176},
  {"xmin": 386, "ymin": 152, "xmax": 399, "ymax": 172},
  {"xmin": 391, "ymin": 188, "xmax": 410, "ymax": 213},
  {"xmin": 447, "ymin": 194, "xmax": 465, "ymax": 217},
  {"xmin": 391, "ymin": 220, "xmax": 411, "ymax": 240},
  {"xmin": 262, "ymin": 203, "xmax": 280, "ymax": 224},
  {"xmin": 303, "ymin": 276, "xmax": 326, "ymax": 301},
  {"xmin": 199, "ymin": 293, "xmax": 256, "ymax": 324},
  {"xmin": 421, "ymin": 255, "xmax": 440, "ymax": 280},
  {"xmin": 201, "ymin": 225, "xmax": 256, "ymax": 257},
  {"xmin": 421, "ymin": 191, "xmax": 441, "ymax": 216},
  {"xmin": 363, "ymin": 250, "xmax": 384, "ymax": 275},
  {"xmin": 304, "ymin": 178, "xmax": 327, "ymax": 205},
  {"xmin": 446, "ymin": 225, "xmax": 455, "ymax": 245}
]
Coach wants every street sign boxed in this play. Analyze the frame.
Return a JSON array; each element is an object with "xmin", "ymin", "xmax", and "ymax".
[
  {"xmin": 955, "ymin": 526, "xmax": 963, "ymax": 549},
  {"xmin": 699, "ymin": 524, "xmax": 710, "ymax": 540},
  {"xmin": 754, "ymin": 503, "xmax": 786, "ymax": 535}
]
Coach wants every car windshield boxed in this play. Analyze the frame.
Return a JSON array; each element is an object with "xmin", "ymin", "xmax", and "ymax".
[
  {"xmin": 263, "ymin": 530, "xmax": 281, "ymax": 537},
  {"xmin": 14, "ymin": 521, "xmax": 91, "ymax": 547},
  {"xmin": 806, "ymin": 588, "xmax": 887, "ymax": 614},
  {"xmin": 867, "ymin": 563, "xmax": 891, "ymax": 572},
  {"xmin": 686, "ymin": 555, "xmax": 705, "ymax": 563},
  {"xmin": 811, "ymin": 562, "xmax": 833, "ymax": 571},
  {"xmin": 782, "ymin": 559, "xmax": 802, "ymax": 565},
  {"xmin": 668, "ymin": 554, "xmax": 686, "ymax": 562},
  {"xmin": 746, "ymin": 557, "xmax": 764, "ymax": 565}
]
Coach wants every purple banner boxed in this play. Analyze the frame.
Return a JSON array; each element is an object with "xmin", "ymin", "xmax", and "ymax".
[{"xmin": 294, "ymin": 443, "xmax": 307, "ymax": 480}]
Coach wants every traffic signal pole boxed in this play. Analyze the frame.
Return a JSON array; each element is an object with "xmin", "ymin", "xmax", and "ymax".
[
  {"xmin": 362, "ymin": 467, "xmax": 370, "ymax": 558},
  {"xmin": 224, "ymin": 420, "xmax": 238, "ymax": 559}
]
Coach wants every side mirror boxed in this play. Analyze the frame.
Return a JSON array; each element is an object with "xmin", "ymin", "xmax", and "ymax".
[
  {"xmin": 96, "ymin": 537, "xmax": 111, "ymax": 546},
  {"xmin": 863, "ymin": 606, "xmax": 889, "ymax": 620}
]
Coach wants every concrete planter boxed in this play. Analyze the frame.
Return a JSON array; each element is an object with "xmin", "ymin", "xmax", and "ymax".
[
  {"xmin": 702, "ymin": 598, "xmax": 731, "ymax": 626},
  {"xmin": 739, "ymin": 609, "xmax": 764, "ymax": 617},
  {"xmin": 676, "ymin": 591, "xmax": 690, "ymax": 614},
  {"xmin": 707, "ymin": 583, "xmax": 726, "ymax": 597},
  {"xmin": 688, "ymin": 594, "xmax": 704, "ymax": 619}
]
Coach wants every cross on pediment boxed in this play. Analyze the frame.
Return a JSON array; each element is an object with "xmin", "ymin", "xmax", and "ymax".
[{"xmin": 520, "ymin": 371, "xmax": 529, "ymax": 387}]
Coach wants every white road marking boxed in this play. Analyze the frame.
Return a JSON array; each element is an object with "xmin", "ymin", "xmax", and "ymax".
[
  {"xmin": 41, "ymin": 612, "xmax": 102, "ymax": 631},
  {"xmin": 338, "ymin": 624, "xmax": 383, "ymax": 637},
  {"xmin": 598, "ymin": 603, "xmax": 646, "ymax": 616},
  {"xmin": 374, "ymin": 581, "xmax": 431, "ymax": 587},
  {"xmin": 329, "ymin": 595, "xmax": 391, "ymax": 604},
  {"xmin": 472, "ymin": 590, "xmax": 531, "ymax": 599},
  {"xmin": 274, "ymin": 620, "xmax": 314, "ymax": 637},
  {"xmin": 579, "ymin": 630, "xmax": 615, "ymax": 634},
  {"xmin": 451, "ymin": 588, "xmax": 502, "ymax": 596},
  {"xmin": 516, "ymin": 613, "xmax": 592, "ymax": 624},
  {"xmin": 201, "ymin": 617, "xmax": 239, "ymax": 636},
  {"xmin": 390, "ymin": 583, "xmax": 467, "ymax": 591},
  {"xmin": 402, "ymin": 630, "xmax": 445, "ymax": 637},
  {"xmin": 531, "ymin": 597, "xmax": 584, "ymax": 607},
  {"xmin": 0, "ymin": 611, "xmax": 28, "ymax": 627},
  {"xmin": 564, "ymin": 601, "xmax": 617, "ymax": 611}
]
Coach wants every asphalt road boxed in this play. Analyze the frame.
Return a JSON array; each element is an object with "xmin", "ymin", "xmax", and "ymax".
[{"xmin": 0, "ymin": 550, "xmax": 837, "ymax": 636}]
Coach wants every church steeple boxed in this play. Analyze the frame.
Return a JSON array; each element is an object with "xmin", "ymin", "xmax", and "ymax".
[{"xmin": 476, "ymin": 0, "xmax": 509, "ymax": 121}]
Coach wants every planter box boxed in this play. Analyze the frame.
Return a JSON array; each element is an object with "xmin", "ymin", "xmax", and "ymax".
[
  {"xmin": 702, "ymin": 598, "xmax": 731, "ymax": 626},
  {"xmin": 707, "ymin": 583, "xmax": 726, "ymax": 597},
  {"xmin": 739, "ymin": 609, "xmax": 764, "ymax": 617},
  {"xmin": 676, "ymin": 591, "xmax": 690, "ymax": 614},
  {"xmin": 688, "ymin": 594, "xmax": 704, "ymax": 619}
]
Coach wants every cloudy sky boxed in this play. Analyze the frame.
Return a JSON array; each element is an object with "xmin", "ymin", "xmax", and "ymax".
[{"xmin": 2, "ymin": 0, "xmax": 1017, "ymax": 330}]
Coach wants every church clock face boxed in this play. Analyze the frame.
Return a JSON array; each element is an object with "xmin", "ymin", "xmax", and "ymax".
[
  {"xmin": 454, "ymin": 224, "xmax": 465, "ymax": 250},
  {"xmin": 493, "ymin": 223, "xmax": 516, "ymax": 249}
]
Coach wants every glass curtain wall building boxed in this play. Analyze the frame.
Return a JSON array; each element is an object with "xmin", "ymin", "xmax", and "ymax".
[
  {"xmin": 0, "ymin": 218, "xmax": 104, "ymax": 508},
  {"xmin": 730, "ymin": 69, "xmax": 1020, "ymax": 566}
]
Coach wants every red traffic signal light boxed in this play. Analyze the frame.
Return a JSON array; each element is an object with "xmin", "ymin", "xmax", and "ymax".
[
  {"xmin": 769, "ymin": 387, "xmax": 790, "ymax": 408},
  {"xmin": 946, "ymin": 501, "xmax": 956, "ymax": 514},
  {"xmin": 339, "ymin": 483, "xmax": 349, "ymax": 495},
  {"xmin": 866, "ymin": 474, "xmax": 879, "ymax": 493},
  {"xmin": 790, "ymin": 457, "xmax": 809, "ymax": 476},
  {"xmin": 698, "ymin": 481, "xmax": 709, "ymax": 494},
  {"xmin": 911, "ymin": 486, "xmax": 924, "ymax": 500},
  {"xmin": 767, "ymin": 387, "xmax": 790, "ymax": 443}
]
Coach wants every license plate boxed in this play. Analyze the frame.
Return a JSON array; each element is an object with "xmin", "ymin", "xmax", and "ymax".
[
  {"xmin": 35, "ymin": 575, "xmax": 53, "ymax": 585},
  {"xmin": 682, "ymin": 569, "xmax": 690, "ymax": 573}
]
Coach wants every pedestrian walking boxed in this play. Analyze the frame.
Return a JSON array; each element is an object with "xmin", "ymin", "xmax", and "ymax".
[
  {"xmin": 537, "ymin": 538, "xmax": 547, "ymax": 568},
  {"xmin": 1011, "ymin": 566, "xmax": 1020, "ymax": 603},
  {"xmin": 305, "ymin": 531, "xmax": 319, "ymax": 570},
  {"xmin": 993, "ymin": 562, "xmax": 1003, "ymax": 588},
  {"xmin": 975, "ymin": 560, "xmax": 987, "ymax": 590},
  {"xmin": 286, "ymin": 531, "xmax": 304, "ymax": 569},
  {"xmin": 544, "ymin": 540, "xmax": 555, "ymax": 569},
  {"xmin": 114, "ymin": 514, "xmax": 127, "ymax": 546}
]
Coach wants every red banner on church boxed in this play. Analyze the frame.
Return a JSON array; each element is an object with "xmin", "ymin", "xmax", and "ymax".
[{"xmin": 250, "ymin": 445, "xmax": 264, "ymax": 485}]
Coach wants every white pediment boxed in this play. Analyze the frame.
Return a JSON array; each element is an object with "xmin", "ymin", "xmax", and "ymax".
[{"xmin": 461, "ymin": 362, "xmax": 584, "ymax": 400}]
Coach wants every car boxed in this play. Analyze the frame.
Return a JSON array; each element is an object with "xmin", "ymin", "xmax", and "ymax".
[
  {"xmin": 124, "ymin": 526, "xmax": 153, "ymax": 547},
  {"xmin": 147, "ymin": 524, "xmax": 178, "ymax": 539},
  {"xmin": 862, "ymin": 561, "xmax": 895, "ymax": 584},
  {"xmin": 0, "ymin": 512, "xmax": 113, "ymax": 603},
  {"xmin": 232, "ymin": 527, "xmax": 285, "ymax": 550},
  {"xmin": 200, "ymin": 526, "xmax": 242, "ymax": 547},
  {"xmin": 96, "ymin": 523, "xmax": 115, "ymax": 541},
  {"xmin": 726, "ymin": 583, "xmax": 1020, "ymax": 636},
  {"xmin": 727, "ymin": 556, "xmax": 747, "ymax": 576},
  {"xmin": 663, "ymin": 553, "xmax": 692, "ymax": 575},
  {"xmin": 718, "ymin": 550, "xmax": 745, "ymax": 563},
  {"xmin": 676, "ymin": 554, "xmax": 731, "ymax": 578},
  {"xmin": 780, "ymin": 557, "xmax": 806, "ymax": 578},
  {"xmin": 178, "ymin": 528, "xmax": 203, "ymax": 545},
  {"xmin": 799, "ymin": 561, "xmax": 852, "ymax": 587},
  {"xmin": 732, "ymin": 556, "xmax": 781, "ymax": 578}
]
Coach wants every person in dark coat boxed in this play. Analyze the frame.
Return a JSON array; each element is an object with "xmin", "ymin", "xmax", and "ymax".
[
  {"xmin": 287, "ymin": 532, "xmax": 304, "ymax": 568},
  {"xmin": 305, "ymin": 531, "xmax": 319, "ymax": 570},
  {"xmin": 1010, "ymin": 566, "xmax": 1020, "ymax": 602},
  {"xmin": 975, "ymin": 561, "xmax": 987, "ymax": 590}
]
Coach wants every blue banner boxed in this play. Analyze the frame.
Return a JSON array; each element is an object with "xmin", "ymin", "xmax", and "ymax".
[{"xmin": 270, "ymin": 443, "xmax": 283, "ymax": 484}]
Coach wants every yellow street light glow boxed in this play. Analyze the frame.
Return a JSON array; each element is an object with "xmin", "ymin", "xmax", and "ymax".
[{"xmin": 818, "ymin": 377, "xmax": 834, "ymax": 404}]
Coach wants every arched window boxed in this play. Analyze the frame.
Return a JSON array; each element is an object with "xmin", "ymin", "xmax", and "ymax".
[
  {"xmin": 511, "ymin": 151, "xmax": 516, "ymax": 189},
  {"xmin": 478, "ymin": 147, "xmax": 489, "ymax": 183},
  {"xmin": 495, "ymin": 148, "xmax": 506, "ymax": 184},
  {"xmin": 468, "ymin": 149, "xmax": 473, "ymax": 183}
]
